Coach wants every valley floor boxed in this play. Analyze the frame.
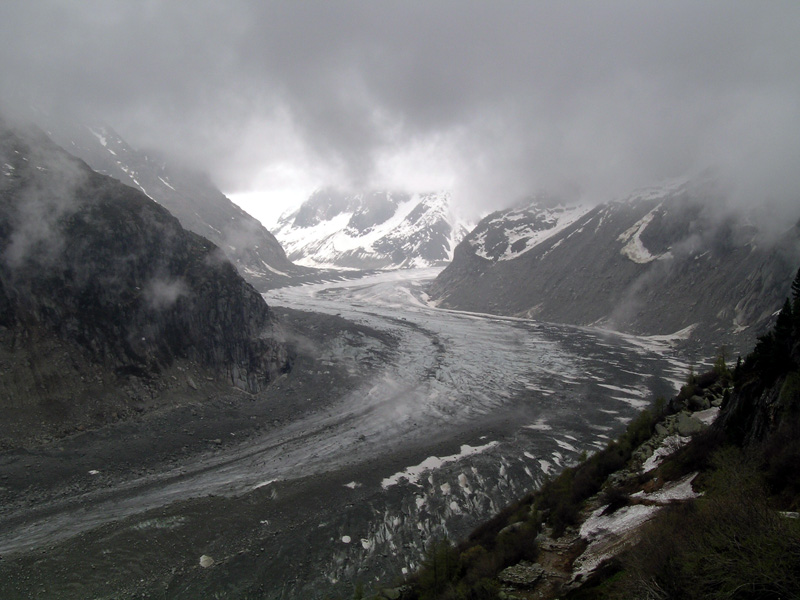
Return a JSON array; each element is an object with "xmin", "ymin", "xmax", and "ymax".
[{"xmin": 0, "ymin": 269, "xmax": 688, "ymax": 599}]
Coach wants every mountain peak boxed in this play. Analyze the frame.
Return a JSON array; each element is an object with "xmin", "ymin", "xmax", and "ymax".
[
  {"xmin": 25, "ymin": 111, "xmax": 306, "ymax": 291},
  {"xmin": 274, "ymin": 189, "xmax": 471, "ymax": 270}
]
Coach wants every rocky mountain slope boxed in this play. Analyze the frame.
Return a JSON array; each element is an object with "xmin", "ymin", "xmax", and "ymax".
[
  {"xmin": 34, "ymin": 112, "xmax": 306, "ymax": 290},
  {"xmin": 386, "ymin": 270, "xmax": 800, "ymax": 600},
  {"xmin": 0, "ymin": 118, "xmax": 291, "ymax": 446},
  {"xmin": 271, "ymin": 188, "xmax": 471, "ymax": 269},
  {"xmin": 429, "ymin": 180, "xmax": 800, "ymax": 352}
]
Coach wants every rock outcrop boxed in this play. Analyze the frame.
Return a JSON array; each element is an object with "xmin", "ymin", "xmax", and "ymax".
[
  {"xmin": 0, "ymin": 119, "xmax": 291, "ymax": 445},
  {"xmin": 33, "ymin": 113, "xmax": 308, "ymax": 290}
]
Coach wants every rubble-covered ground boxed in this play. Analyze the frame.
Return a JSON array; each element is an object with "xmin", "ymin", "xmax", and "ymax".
[{"xmin": 0, "ymin": 269, "xmax": 687, "ymax": 599}]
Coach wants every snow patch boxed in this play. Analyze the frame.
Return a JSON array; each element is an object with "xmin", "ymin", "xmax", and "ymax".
[
  {"xmin": 574, "ymin": 503, "xmax": 660, "ymax": 577},
  {"xmin": 556, "ymin": 439, "xmax": 578, "ymax": 453},
  {"xmin": 617, "ymin": 205, "xmax": 662, "ymax": 264},
  {"xmin": 158, "ymin": 175, "xmax": 176, "ymax": 191},
  {"xmin": 87, "ymin": 126, "xmax": 108, "ymax": 147},
  {"xmin": 252, "ymin": 479, "xmax": 277, "ymax": 490},
  {"xmin": 641, "ymin": 434, "xmax": 690, "ymax": 473},
  {"xmin": 381, "ymin": 442, "xmax": 498, "ymax": 489},
  {"xmin": 524, "ymin": 418, "xmax": 552, "ymax": 431},
  {"xmin": 632, "ymin": 473, "xmax": 701, "ymax": 503}
]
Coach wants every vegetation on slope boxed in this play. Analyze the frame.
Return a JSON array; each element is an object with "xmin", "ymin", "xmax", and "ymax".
[{"xmin": 367, "ymin": 268, "xmax": 800, "ymax": 600}]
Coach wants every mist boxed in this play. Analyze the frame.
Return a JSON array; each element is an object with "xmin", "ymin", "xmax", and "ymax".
[{"xmin": 1, "ymin": 1, "xmax": 799, "ymax": 222}]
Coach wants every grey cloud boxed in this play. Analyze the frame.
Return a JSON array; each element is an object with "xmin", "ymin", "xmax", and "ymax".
[
  {"xmin": 144, "ymin": 277, "xmax": 188, "ymax": 311},
  {"xmin": 0, "ymin": 123, "xmax": 88, "ymax": 268},
  {"xmin": 1, "ymin": 1, "xmax": 799, "ymax": 221}
]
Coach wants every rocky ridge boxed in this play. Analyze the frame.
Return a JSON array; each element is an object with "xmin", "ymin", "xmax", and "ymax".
[
  {"xmin": 429, "ymin": 180, "xmax": 800, "ymax": 352},
  {"xmin": 33, "ymin": 111, "xmax": 307, "ymax": 290},
  {"xmin": 272, "ymin": 188, "xmax": 472, "ymax": 270},
  {"xmin": 0, "ymin": 119, "xmax": 291, "ymax": 446}
]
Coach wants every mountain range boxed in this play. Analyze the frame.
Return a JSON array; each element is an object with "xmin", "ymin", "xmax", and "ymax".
[
  {"xmin": 0, "ymin": 117, "xmax": 290, "ymax": 446},
  {"xmin": 32, "ymin": 111, "xmax": 306, "ymax": 291},
  {"xmin": 271, "ymin": 188, "xmax": 472, "ymax": 270},
  {"xmin": 429, "ymin": 180, "xmax": 800, "ymax": 352}
]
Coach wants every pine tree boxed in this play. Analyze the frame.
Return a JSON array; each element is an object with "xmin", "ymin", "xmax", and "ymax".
[
  {"xmin": 775, "ymin": 298, "xmax": 793, "ymax": 343},
  {"xmin": 774, "ymin": 298, "xmax": 795, "ymax": 375},
  {"xmin": 792, "ymin": 267, "xmax": 800, "ymax": 334}
]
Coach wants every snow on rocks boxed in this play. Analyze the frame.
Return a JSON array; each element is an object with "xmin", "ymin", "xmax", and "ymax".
[
  {"xmin": 574, "ymin": 503, "xmax": 661, "ymax": 578},
  {"xmin": 694, "ymin": 406, "xmax": 720, "ymax": 425},
  {"xmin": 470, "ymin": 203, "xmax": 592, "ymax": 262},
  {"xmin": 641, "ymin": 434, "xmax": 690, "ymax": 473},
  {"xmin": 573, "ymin": 472, "xmax": 701, "ymax": 580},
  {"xmin": 631, "ymin": 473, "xmax": 701, "ymax": 503},
  {"xmin": 381, "ymin": 442, "xmax": 498, "ymax": 489}
]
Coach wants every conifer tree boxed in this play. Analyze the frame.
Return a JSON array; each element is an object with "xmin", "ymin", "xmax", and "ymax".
[{"xmin": 792, "ymin": 267, "xmax": 800, "ymax": 334}]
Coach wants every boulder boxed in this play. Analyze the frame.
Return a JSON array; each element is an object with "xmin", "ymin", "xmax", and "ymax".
[
  {"xmin": 199, "ymin": 555, "xmax": 215, "ymax": 568},
  {"xmin": 676, "ymin": 412, "xmax": 705, "ymax": 436},
  {"xmin": 655, "ymin": 422, "xmax": 670, "ymax": 438},
  {"xmin": 498, "ymin": 561, "xmax": 545, "ymax": 588},
  {"xmin": 688, "ymin": 395, "xmax": 711, "ymax": 411}
]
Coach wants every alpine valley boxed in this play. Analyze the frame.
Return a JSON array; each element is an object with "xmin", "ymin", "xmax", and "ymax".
[
  {"xmin": 429, "ymin": 180, "xmax": 800, "ymax": 353},
  {"xmin": 2, "ymin": 114, "xmax": 799, "ymax": 600}
]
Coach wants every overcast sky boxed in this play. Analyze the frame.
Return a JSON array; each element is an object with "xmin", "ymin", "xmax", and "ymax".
[{"xmin": 1, "ymin": 1, "xmax": 799, "ymax": 225}]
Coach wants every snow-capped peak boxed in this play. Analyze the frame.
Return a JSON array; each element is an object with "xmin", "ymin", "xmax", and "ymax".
[
  {"xmin": 468, "ymin": 201, "xmax": 592, "ymax": 262},
  {"xmin": 272, "ymin": 189, "xmax": 472, "ymax": 270}
]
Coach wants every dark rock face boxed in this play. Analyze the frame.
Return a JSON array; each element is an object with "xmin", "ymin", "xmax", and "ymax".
[
  {"xmin": 35, "ymin": 116, "xmax": 306, "ymax": 291},
  {"xmin": 292, "ymin": 188, "xmax": 352, "ymax": 228},
  {"xmin": 347, "ymin": 191, "xmax": 405, "ymax": 233},
  {"xmin": 429, "ymin": 183, "xmax": 800, "ymax": 353},
  {"xmin": 0, "ymin": 120, "xmax": 290, "ymax": 443}
]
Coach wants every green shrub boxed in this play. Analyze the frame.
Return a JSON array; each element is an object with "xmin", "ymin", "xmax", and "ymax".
[{"xmin": 624, "ymin": 447, "xmax": 800, "ymax": 599}]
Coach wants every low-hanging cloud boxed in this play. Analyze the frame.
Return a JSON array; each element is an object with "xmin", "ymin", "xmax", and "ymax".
[
  {"xmin": 144, "ymin": 277, "xmax": 188, "ymax": 311},
  {"xmin": 1, "ymin": 1, "xmax": 799, "ymax": 222},
  {"xmin": 0, "ymin": 122, "xmax": 88, "ymax": 268}
]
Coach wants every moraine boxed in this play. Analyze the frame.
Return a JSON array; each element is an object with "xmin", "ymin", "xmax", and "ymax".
[{"xmin": 0, "ymin": 269, "xmax": 688, "ymax": 599}]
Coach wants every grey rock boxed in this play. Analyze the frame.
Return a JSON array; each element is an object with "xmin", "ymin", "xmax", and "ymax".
[
  {"xmin": 688, "ymin": 395, "xmax": 711, "ymax": 411},
  {"xmin": 498, "ymin": 561, "xmax": 545, "ymax": 588},
  {"xmin": 199, "ymin": 555, "xmax": 214, "ymax": 568},
  {"xmin": 676, "ymin": 412, "xmax": 705, "ymax": 436}
]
